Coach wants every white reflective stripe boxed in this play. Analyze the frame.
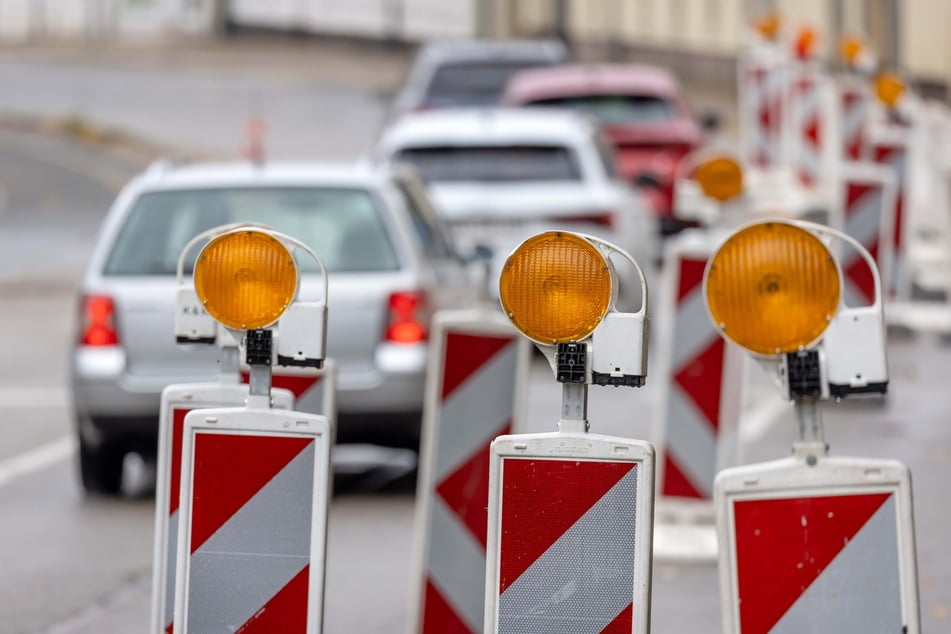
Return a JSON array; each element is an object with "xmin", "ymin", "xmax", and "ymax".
[
  {"xmin": 664, "ymin": 388, "xmax": 717, "ymax": 498},
  {"xmin": 841, "ymin": 92, "xmax": 869, "ymax": 147},
  {"xmin": 771, "ymin": 495, "xmax": 901, "ymax": 632},
  {"xmin": 434, "ymin": 341, "xmax": 518, "ymax": 483},
  {"xmin": 671, "ymin": 283, "xmax": 718, "ymax": 372},
  {"xmin": 187, "ymin": 443, "xmax": 314, "ymax": 632},
  {"xmin": 498, "ymin": 467, "xmax": 638, "ymax": 633},
  {"xmin": 844, "ymin": 184, "xmax": 883, "ymax": 246},
  {"xmin": 428, "ymin": 495, "xmax": 487, "ymax": 632}
]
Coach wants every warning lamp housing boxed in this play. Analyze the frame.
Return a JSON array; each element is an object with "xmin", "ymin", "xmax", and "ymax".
[
  {"xmin": 175, "ymin": 224, "xmax": 328, "ymax": 369},
  {"xmin": 874, "ymin": 71, "xmax": 906, "ymax": 109},
  {"xmin": 500, "ymin": 231, "xmax": 649, "ymax": 387},
  {"xmin": 703, "ymin": 219, "xmax": 888, "ymax": 401}
]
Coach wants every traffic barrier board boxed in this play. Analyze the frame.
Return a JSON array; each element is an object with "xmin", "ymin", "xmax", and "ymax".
[
  {"xmin": 484, "ymin": 433, "xmax": 654, "ymax": 633},
  {"xmin": 869, "ymin": 124, "xmax": 912, "ymax": 299},
  {"xmin": 241, "ymin": 359, "xmax": 336, "ymax": 422},
  {"xmin": 410, "ymin": 310, "xmax": 530, "ymax": 634},
  {"xmin": 173, "ymin": 406, "xmax": 333, "ymax": 633},
  {"xmin": 739, "ymin": 49, "xmax": 789, "ymax": 168},
  {"xmin": 789, "ymin": 63, "xmax": 831, "ymax": 188},
  {"xmin": 654, "ymin": 230, "xmax": 742, "ymax": 500},
  {"xmin": 834, "ymin": 163, "xmax": 896, "ymax": 307},
  {"xmin": 716, "ymin": 454, "xmax": 920, "ymax": 633},
  {"xmin": 151, "ymin": 381, "xmax": 295, "ymax": 634},
  {"xmin": 837, "ymin": 77, "xmax": 872, "ymax": 161}
]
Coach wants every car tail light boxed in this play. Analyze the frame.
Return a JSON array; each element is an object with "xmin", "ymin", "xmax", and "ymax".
[
  {"xmin": 552, "ymin": 213, "xmax": 616, "ymax": 229},
  {"xmin": 386, "ymin": 291, "xmax": 428, "ymax": 344},
  {"xmin": 80, "ymin": 295, "xmax": 119, "ymax": 346}
]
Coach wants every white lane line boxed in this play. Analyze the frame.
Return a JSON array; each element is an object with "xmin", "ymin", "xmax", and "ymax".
[
  {"xmin": 0, "ymin": 436, "xmax": 75, "ymax": 488},
  {"xmin": 0, "ymin": 387, "xmax": 70, "ymax": 409}
]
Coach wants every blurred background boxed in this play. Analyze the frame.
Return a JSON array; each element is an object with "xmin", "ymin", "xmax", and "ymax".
[{"xmin": 0, "ymin": 1, "xmax": 949, "ymax": 633}]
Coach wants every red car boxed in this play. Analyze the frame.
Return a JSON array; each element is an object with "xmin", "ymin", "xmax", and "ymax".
[{"xmin": 501, "ymin": 63, "xmax": 705, "ymax": 235}]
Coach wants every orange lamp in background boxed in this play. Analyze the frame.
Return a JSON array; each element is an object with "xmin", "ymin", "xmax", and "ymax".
[
  {"xmin": 753, "ymin": 12, "xmax": 782, "ymax": 41},
  {"xmin": 793, "ymin": 25, "xmax": 818, "ymax": 60}
]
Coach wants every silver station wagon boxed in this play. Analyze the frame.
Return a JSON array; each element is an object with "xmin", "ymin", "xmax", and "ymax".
[{"xmin": 71, "ymin": 160, "xmax": 469, "ymax": 494}]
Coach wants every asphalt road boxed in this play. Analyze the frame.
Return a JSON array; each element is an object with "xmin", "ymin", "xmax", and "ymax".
[{"xmin": 0, "ymin": 49, "xmax": 948, "ymax": 633}]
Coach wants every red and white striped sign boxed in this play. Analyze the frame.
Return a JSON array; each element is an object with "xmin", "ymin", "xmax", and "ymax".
[
  {"xmin": 173, "ymin": 407, "xmax": 333, "ymax": 633},
  {"xmin": 411, "ymin": 310, "xmax": 529, "ymax": 634},
  {"xmin": 789, "ymin": 63, "xmax": 829, "ymax": 188},
  {"xmin": 837, "ymin": 78, "xmax": 872, "ymax": 161},
  {"xmin": 834, "ymin": 164, "xmax": 896, "ymax": 307},
  {"xmin": 740, "ymin": 51, "xmax": 788, "ymax": 168},
  {"xmin": 150, "ymin": 382, "xmax": 295, "ymax": 634},
  {"xmin": 485, "ymin": 434, "xmax": 654, "ymax": 633},
  {"xmin": 869, "ymin": 126, "xmax": 912, "ymax": 299},
  {"xmin": 716, "ymin": 456, "xmax": 920, "ymax": 633},
  {"xmin": 655, "ymin": 230, "xmax": 741, "ymax": 500}
]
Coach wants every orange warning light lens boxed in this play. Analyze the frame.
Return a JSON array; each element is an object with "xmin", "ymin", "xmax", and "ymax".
[
  {"xmin": 500, "ymin": 232, "xmax": 613, "ymax": 344},
  {"xmin": 695, "ymin": 156, "xmax": 744, "ymax": 202},
  {"xmin": 794, "ymin": 25, "xmax": 818, "ymax": 59},
  {"xmin": 875, "ymin": 71, "xmax": 905, "ymax": 108},
  {"xmin": 840, "ymin": 34, "xmax": 864, "ymax": 65},
  {"xmin": 705, "ymin": 222, "xmax": 840, "ymax": 355},
  {"xmin": 194, "ymin": 229, "xmax": 298, "ymax": 330},
  {"xmin": 754, "ymin": 12, "xmax": 782, "ymax": 41}
]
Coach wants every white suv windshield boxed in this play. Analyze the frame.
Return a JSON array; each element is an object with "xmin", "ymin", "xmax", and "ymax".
[
  {"xmin": 104, "ymin": 187, "xmax": 400, "ymax": 275},
  {"xmin": 395, "ymin": 145, "xmax": 581, "ymax": 183}
]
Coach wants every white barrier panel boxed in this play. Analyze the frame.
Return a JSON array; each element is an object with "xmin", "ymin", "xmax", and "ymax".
[
  {"xmin": 410, "ymin": 309, "xmax": 530, "ymax": 634},
  {"xmin": 868, "ymin": 123, "xmax": 913, "ymax": 299},
  {"xmin": 739, "ymin": 45, "xmax": 789, "ymax": 169},
  {"xmin": 241, "ymin": 361, "xmax": 337, "ymax": 427},
  {"xmin": 173, "ymin": 406, "xmax": 333, "ymax": 633},
  {"xmin": 788, "ymin": 62, "xmax": 833, "ymax": 190},
  {"xmin": 833, "ymin": 163, "xmax": 896, "ymax": 307},
  {"xmin": 654, "ymin": 229, "xmax": 743, "ymax": 501},
  {"xmin": 716, "ymin": 454, "xmax": 920, "ymax": 633},
  {"xmin": 150, "ymin": 381, "xmax": 295, "ymax": 634},
  {"xmin": 837, "ymin": 76, "xmax": 873, "ymax": 162},
  {"xmin": 484, "ymin": 433, "xmax": 654, "ymax": 633}
]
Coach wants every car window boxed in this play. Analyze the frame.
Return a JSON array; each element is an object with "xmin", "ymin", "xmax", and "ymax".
[
  {"xmin": 527, "ymin": 94, "xmax": 675, "ymax": 125},
  {"xmin": 395, "ymin": 145, "xmax": 581, "ymax": 183},
  {"xmin": 424, "ymin": 61, "xmax": 553, "ymax": 108},
  {"xmin": 103, "ymin": 187, "xmax": 400, "ymax": 275},
  {"xmin": 593, "ymin": 133, "xmax": 621, "ymax": 180},
  {"xmin": 392, "ymin": 177, "xmax": 456, "ymax": 258}
]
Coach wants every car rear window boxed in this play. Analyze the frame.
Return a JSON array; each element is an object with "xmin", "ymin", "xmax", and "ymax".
[
  {"xmin": 395, "ymin": 145, "xmax": 581, "ymax": 183},
  {"xmin": 424, "ymin": 62, "xmax": 551, "ymax": 108},
  {"xmin": 527, "ymin": 95, "xmax": 675, "ymax": 125},
  {"xmin": 103, "ymin": 187, "xmax": 400, "ymax": 275}
]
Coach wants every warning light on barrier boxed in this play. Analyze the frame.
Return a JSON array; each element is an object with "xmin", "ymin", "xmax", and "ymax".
[
  {"xmin": 874, "ymin": 71, "xmax": 906, "ymax": 108},
  {"xmin": 194, "ymin": 229, "xmax": 298, "ymax": 330},
  {"xmin": 704, "ymin": 221, "xmax": 840, "ymax": 355},
  {"xmin": 793, "ymin": 25, "xmax": 818, "ymax": 60},
  {"xmin": 839, "ymin": 34, "xmax": 865, "ymax": 66},
  {"xmin": 500, "ymin": 232, "xmax": 612, "ymax": 344},
  {"xmin": 694, "ymin": 156, "xmax": 744, "ymax": 203},
  {"xmin": 753, "ymin": 12, "xmax": 782, "ymax": 41}
]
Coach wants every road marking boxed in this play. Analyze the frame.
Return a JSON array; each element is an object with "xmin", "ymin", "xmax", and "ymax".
[
  {"xmin": 0, "ymin": 387, "xmax": 69, "ymax": 409},
  {"xmin": 0, "ymin": 436, "xmax": 75, "ymax": 488}
]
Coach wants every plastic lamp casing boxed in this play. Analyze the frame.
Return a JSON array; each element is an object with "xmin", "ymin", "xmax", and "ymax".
[
  {"xmin": 194, "ymin": 229, "xmax": 298, "ymax": 330},
  {"xmin": 500, "ymin": 232, "xmax": 614, "ymax": 345},
  {"xmin": 704, "ymin": 221, "xmax": 840, "ymax": 355}
]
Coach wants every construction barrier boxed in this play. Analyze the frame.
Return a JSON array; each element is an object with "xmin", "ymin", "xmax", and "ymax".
[
  {"xmin": 837, "ymin": 76, "xmax": 872, "ymax": 162},
  {"xmin": 150, "ymin": 374, "xmax": 295, "ymax": 634},
  {"xmin": 739, "ymin": 45, "xmax": 789, "ymax": 169},
  {"xmin": 409, "ymin": 309, "xmax": 530, "ymax": 634},
  {"xmin": 716, "ymin": 454, "xmax": 920, "ymax": 633},
  {"xmin": 788, "ymin": 61, "xmax": 832, "ymax": 190},
  {"xmin": 868, "ymin": 122, "xmax": 913, "ymax": 299},
  {"xmin": 173, "ymin": 405, "xmax": 333, "ymax": 633}
]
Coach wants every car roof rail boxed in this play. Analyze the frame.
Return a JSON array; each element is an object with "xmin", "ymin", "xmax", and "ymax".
[{"xmin": 144, "ymin": 156, "xmax": 190, "ymax": 180}]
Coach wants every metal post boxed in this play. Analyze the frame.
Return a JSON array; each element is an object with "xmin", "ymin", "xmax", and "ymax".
[
  {"xmin": 559, "ymin": 382, "xmax": 588, "ymax": 433},
  {"xmin": 218, "ymin": 346, "xmax": 240, "ymax": 383},
  {"xmin": 793, "ymin": 398, "xmax": 827, "ymax": 461}
]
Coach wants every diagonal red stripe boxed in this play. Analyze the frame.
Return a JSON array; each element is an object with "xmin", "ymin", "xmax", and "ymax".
[
  {"xmin": 241, "ymin": 372, "xmax": 321, "ymax": 399},
  {"xmin": 441, "ymin": 333, "xmax": 513, "ymax": 400},
  {"xmin": 422, "ymin": 578, "xmax": 473, "ymax": 634},
  {"xmin": 661, "ymin": 453, "xmax": 704, "ymax": 499},
  {"xmin": 676, "ymin": 256, "xmax": 707, "ymax": 305},
  {"xmin": 436, "ymin": 422, "xmax": 510, "ymax": 550},
  {"xmin": 845, "ymin": 241, "xmax": 879, "ymax": 305},
  {"xmin": 236, "ymin": 565, "xmax": 309, "ymax": 633},
  {"xmin": 601, "ymin": 603, "xmax": 633, "ymax": 633},
  {"xmin": 190, "ymin": 433, "xmax": 313, "ymax": 553},
  {"xmin": 499, "ymin": 459, "xmax": 634, "ymax": 594},
  {"xmin": 845, "ymin": 182, "xmax": 877, "ymax": 215},
  {"xmin": 674, "ymin": 337, "xmax": 725, "ymax": 430},
  {"xmin": 169, "ymin": 408, "xmax": 190, "ymax": 515},
  {"xmin": 734, "ymin": 492, "xmax": 891, "ymax": 634}
]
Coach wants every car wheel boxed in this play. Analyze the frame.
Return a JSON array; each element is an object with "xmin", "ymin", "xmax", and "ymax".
[{"xmin": 79, "ymin": 435, "xmax": 125, "ymax": 496}]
